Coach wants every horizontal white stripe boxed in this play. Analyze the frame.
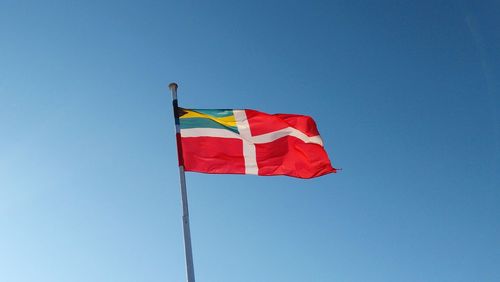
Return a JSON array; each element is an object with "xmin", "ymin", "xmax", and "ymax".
[
  {"xmin": 180, "ymin": 128, "xmax": 242, "ymax": 139},
  {"xmin": 181, "ymin": 127, "xmax": 323, "ymax": 145},
  {"xmin": 251, "ymin": 127, "xmax": 324, "ymax": 146}
]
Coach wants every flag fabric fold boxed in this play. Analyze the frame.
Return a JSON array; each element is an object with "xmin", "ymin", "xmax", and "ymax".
[{"xmin": 178, "ymin": 108, "xmax": 336, "ymax": 179}]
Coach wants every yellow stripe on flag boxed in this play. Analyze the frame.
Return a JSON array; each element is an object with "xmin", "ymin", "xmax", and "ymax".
[{"xmin": 180, "ymin": 109, "xmax": 237, "ymax": 128}]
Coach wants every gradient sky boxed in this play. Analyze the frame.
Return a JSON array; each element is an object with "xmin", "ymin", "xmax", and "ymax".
[{"xmin": 1, "ymin": 1, "xmax": 499, "ymax": 281}]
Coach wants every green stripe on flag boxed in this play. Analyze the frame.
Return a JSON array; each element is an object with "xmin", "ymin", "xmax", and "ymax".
[
  {"xmin": 180, "ymin": 117, "xmax": 239, "ymax": 133},
  {"xmin": 194, "ymin": 109, "xmax": 234, "ymax": 118}
]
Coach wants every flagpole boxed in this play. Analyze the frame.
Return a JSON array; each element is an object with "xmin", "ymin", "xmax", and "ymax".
[{"xmin": 169, "ymin": 82, "xmax": 196, "ymax": 282}]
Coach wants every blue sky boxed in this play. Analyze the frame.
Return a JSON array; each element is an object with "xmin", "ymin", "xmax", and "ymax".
[{"xmin": 1, "ymin": 1, "xmax": 499, "ymax": 281}]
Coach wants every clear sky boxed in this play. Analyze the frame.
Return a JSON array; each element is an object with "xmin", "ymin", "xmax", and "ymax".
[{"xmin": 1, "ymin": 1, "xmax": 499, "ymax": 281}]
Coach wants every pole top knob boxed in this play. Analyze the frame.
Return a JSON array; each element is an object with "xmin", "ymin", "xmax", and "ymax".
[{"xmin": 169, "ymin": 82, "xmax": 178, "ymax": 91}]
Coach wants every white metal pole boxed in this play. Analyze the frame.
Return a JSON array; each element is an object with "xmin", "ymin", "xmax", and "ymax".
[{"xmin": 169, "ymin": 82, "xmax": 196, "ymax": 282}]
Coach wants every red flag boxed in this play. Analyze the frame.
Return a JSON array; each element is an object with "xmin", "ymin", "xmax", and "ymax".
[{"xmin": 178, "ymin": 108, "xmax": 336, "ymax": 178}]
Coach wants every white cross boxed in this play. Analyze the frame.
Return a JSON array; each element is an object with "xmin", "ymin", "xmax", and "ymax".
[{"xmin": 180, "ymin": 110, "xmax": 324, "ymax": 175}]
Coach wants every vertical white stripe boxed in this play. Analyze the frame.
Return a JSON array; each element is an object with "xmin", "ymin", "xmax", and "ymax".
[{"xmin": 233, "ymin": 110, "xmax": 258, "ymax": 175}]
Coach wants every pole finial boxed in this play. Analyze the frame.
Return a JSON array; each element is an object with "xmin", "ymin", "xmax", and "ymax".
[{"xmin": 169, "ymin": 82, "xmax": 178, "ymax": 91}]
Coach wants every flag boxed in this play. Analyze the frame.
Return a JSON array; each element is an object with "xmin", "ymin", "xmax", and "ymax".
[{"xmin": 177, "ymin": 108, "xmax": 336, "ymax": 179}]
